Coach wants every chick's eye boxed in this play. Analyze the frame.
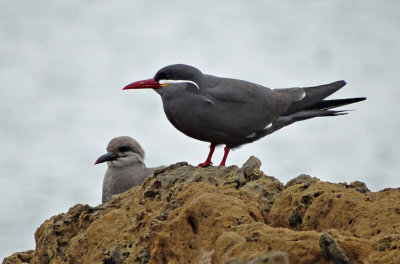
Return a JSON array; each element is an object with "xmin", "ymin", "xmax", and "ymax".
[{"xmin": 119, "ymin": 146, "xmax": 132, "ymax": 152}]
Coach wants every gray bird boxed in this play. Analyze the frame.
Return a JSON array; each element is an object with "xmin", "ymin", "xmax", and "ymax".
[
  {"xmin": 123, "ymin": 64, "xmax": 366, "ymax": 167},
  {"xmin": 95, "ymin": 136, "xmax": 164, "ymax": 203}
]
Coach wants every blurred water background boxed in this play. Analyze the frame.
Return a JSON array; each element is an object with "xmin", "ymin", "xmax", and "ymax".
[{"xmin": 1, "ymin": 0, "xmax": 399, "ymax": 259}]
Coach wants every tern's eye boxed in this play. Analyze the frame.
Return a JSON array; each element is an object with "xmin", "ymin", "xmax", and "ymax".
[{"xmin": 119, "ymin": 146, "xmax": 132, "ymax": 152}]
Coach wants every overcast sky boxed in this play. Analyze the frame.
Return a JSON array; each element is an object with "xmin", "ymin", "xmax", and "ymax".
[{"xmin": 1, "ymin": 0, "xmax": 399, "ymax": 260}]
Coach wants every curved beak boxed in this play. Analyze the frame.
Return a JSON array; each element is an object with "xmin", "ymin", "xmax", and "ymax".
[
  {"xmin": 123, "ymin": 78, "xmax": 160, "ymax": 90},
  {"xmin": 94, "ymin": 151, "xmax": 118, "ymax": 165}
]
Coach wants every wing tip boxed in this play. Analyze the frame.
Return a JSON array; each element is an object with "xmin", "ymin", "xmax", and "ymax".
[{"xmin": 336, "ymin": 80, "xmax": 347, "ymax": 87}]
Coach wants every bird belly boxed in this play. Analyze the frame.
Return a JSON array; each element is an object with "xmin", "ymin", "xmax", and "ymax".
[
  {"xmin": 162, "ymin": 92, "xmax": 275, "ymax": 147},
  {"xmin": 163, "ymin": 103, "xmax": 263, "ymax": 147}
]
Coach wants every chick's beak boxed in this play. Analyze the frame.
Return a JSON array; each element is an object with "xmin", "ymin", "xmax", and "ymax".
[{"xmin": 94, "ymin": 151, "xmax": 118, "ymax": 165}]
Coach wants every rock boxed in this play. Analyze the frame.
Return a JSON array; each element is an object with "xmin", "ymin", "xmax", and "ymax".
[
  {"xmin": 248, "ymin": 251, "xmax": 289, "ymax": 264},
  {"xmin": 285, "ymin": 174, "xmax": 315, "ymax": 188},
  {"xmin": 4, "ymin": 157, "xmax": 400, "ymax": 264},
  {"xmin": 339, "ymin": 181, "xmax": 371, "ymax": 194},
  {"xmin": 2, "ymin": 250, "xmax": 35, "ymax": 264},
  {"xmin": 319, "ymin": 231, "xmax": 351, "ymax": 264},
  {"xmin": 224, "ymin": 251, "xmax": 289, "ymax": 264}
]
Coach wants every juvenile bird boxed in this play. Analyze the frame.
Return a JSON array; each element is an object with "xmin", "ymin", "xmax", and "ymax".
[{"xmin": 95, "ymin": 136, "xmax": 164, "ymax": 203}]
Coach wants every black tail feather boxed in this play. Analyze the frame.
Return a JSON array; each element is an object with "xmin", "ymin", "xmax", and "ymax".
[
  {"xmin": 283, "ymin": 80, "xmax": 347, "ymax": 115},
  {"xmin": 306, "ymin": 97, "xmax": 366, "ymax": 110},
  {"xmin": 290, "ymin": 109, "xmax": 349, "ymax": 121}
]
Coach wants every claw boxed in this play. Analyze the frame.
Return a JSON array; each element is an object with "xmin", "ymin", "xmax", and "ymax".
[
  {"xmin": 198, "ymin": 161, "xmax": 213, "ymax": 167},
  {"xmin": 198, "ymin": 144, "xmax": 216, "ymax": 168}
]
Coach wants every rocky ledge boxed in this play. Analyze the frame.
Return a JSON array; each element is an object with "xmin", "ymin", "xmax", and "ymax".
[{"xmin": 3, "ymin": 157, "xmax": 400, "ymax": 264}]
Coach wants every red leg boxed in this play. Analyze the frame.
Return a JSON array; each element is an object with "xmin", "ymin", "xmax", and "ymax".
[
  {"xmin": 198, "ymin": 144, "xmax": 215, "ymax": 167},
  {"xmin": 219, "ymin": 146, "xmax": 230, "ymax": 166}
]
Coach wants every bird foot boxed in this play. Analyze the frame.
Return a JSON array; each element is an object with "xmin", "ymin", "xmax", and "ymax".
[{"xmin": 198, "ymin": 161, "xmax": 213, "ymax": 167}]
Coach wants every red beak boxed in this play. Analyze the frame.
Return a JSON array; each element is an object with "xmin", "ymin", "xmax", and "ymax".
[{"xmin": 123, "ymin": 78, "xmax": 160, "ymax": 90}]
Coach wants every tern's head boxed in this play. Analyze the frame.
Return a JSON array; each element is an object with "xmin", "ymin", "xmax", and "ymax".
[
  {"xmin": 95, "ymin": 136, "xmax": 145, "ymax": 168},
  {"xmin": 123, "ymin": 64, "xmax": 202, "ymax": 91}
]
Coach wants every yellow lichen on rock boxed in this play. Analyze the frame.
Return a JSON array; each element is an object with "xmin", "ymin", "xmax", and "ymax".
[{"xmin": 3, "ymin": 157, "xmax": 400, "ymax": 264}]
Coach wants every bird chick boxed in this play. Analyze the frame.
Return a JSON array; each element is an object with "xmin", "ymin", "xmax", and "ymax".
[{"xmin": 95, "ymin": 136, "xmax": 164, "ymax": 203}]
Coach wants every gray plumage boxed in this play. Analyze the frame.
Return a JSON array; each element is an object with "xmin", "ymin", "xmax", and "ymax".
[
  {"xmin": 123, "ymin": 64, "xmax": 366, "ymax": 166},
  {"xmin": 95, "ymin": 136, "xmax": 164, "ymax": 203}
]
